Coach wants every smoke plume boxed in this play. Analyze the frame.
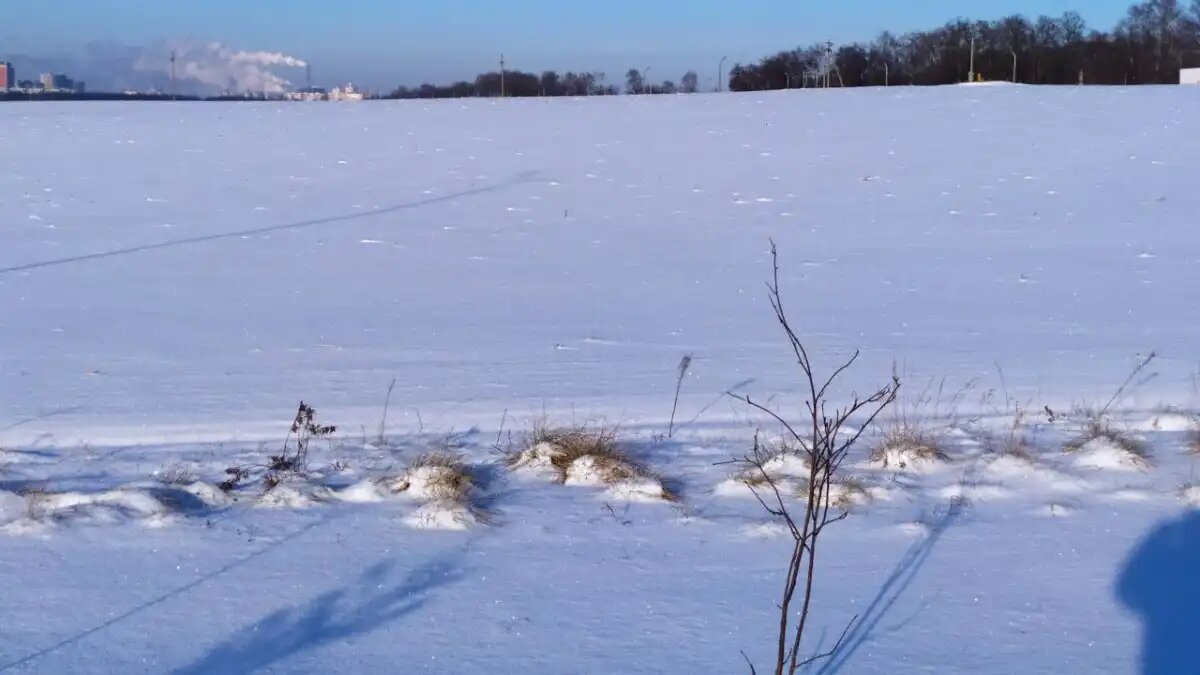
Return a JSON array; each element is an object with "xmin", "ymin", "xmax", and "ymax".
[
  {"xmin": 136, "ymin": 41, "xmax": 308, "ymax": 94},
  {"xmin": 0, "ymin": 39, "xmax": 308, "ymax": 95}
]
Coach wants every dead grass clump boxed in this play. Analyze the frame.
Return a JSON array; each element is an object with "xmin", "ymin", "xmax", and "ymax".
[
  {"xmin": 869, "ymin": 427, "xmax": 949, "ymax": 470},
  {"xmin": 156, "ymin": 463, "xmax": 197, "ymax": 486},
  {"xmin": 505, "ymin": 422, "xmax": 675, "ymax": 500},
  {"xmin": 1064, "ymin": 419, "xmax": 1147, "ymax": 456},
  {"xmin": 392, "ymin": 451, "xmax": 475, "ymax": 503},
  {"xmin": 728, "ymin": 442, "xmax": 809, "ymax": 488},
  {"xmin": 786, "ymin": 475, "xmax": 873, "ymax": 510},
  {"xmin": 1188, "ymin": 418, "xmax": 1200, "ymax": 456},
  {"xmin": 505, "ymin": 424, "xmax": 623, "ymax": 480}
]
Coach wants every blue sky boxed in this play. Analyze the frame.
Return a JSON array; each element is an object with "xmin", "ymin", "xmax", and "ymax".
[{"xmin": 2, "ymin": 1, "xmax": 1134, "ymax": 91}]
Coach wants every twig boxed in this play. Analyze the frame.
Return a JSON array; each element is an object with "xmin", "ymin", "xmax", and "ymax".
[
  {"xmin": 377, "ymin": 377, "xmax": 397, "ymax": 445},
  {"xmin": 1100, "ymin": 351, "xmax": 1157, "ymax": 417},
  {"xmin": 741, "ymin": 650, "xmax": 759, "ymax": 675},
  {"xmin": 668, "ymin": 353, "xmax": 693, "ymax": 438}
]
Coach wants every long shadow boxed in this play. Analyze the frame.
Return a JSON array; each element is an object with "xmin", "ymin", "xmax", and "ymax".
[
  {"xmin": 817, "ymin": 506, "xmax": 960, "ymax": 675},
  {"xmin": 0, "ymin": 407, "xmax": 84, "ymax": 431},
  {"xmin": 172, "ymin": 552, "xmax": 466, "ymax": 674},
  {"xmin": 1116, "ymin": 509, "xmax": 1200, "ymax": 674},
  {"xmin": 0, "ymin": 171, "xmax": 540, "ymax": 275},
  {"xmin": 0, "ymin": 513, "xmax": 335, "ymax": 672}
]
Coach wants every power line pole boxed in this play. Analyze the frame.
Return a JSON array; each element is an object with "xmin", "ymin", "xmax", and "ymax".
[{"xmin": 499, "ymin": 54, "xmax": 506, "ymax": 97}]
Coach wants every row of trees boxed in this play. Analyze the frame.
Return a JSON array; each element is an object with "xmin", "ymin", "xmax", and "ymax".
[
  {"xmin": 386, "ymin": 68, "xmax": 703, "ymax": 99},
  {"xmin": 731, "ymin": 0, "xmax": 1200, "ymax": 90}
]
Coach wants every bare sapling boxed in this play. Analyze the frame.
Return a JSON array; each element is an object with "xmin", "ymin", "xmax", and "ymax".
[
  {"xmin": 377, "ymin": 377, "xmax": 397, "ymax": 446},
  {"xmin": 730, "ymin": 241, "xmax": 899, "ymax": 675},
  {"xmin": 668, "ymin": 353, "xmax": 693, "ymax": 438}
]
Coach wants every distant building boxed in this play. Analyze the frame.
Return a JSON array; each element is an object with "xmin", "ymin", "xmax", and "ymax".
[
  {"xmin": 40, "ymin": 73, "xmax": 75, "ymax": 92},
  {"xmin": 286, "ymin": 86, "xmax": 328, "ymax": 102},
  {"xmin": 329, "ymin": 83, "xmax": 364, "ymax": 102},
  {"xmin": 1182, "ymin": 68, "xmax": 1200, "ymax": 85},
  {"xmin": 0, "ymin": 62, "xmax": 13, "ymax": 90}
]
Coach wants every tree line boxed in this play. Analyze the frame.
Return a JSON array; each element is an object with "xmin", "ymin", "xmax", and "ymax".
[
  {"xmin": 385, "ymin": 68, "xmax": 705, "ymax": 99},
  {"xmin": 730, "ymin": 0, "xmax": 1200, "ymax": 90}
]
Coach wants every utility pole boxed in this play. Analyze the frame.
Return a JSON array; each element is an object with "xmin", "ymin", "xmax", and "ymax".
[
  {"xmin": 718, "ymin": 55, "xmax": 727, "ymax": 92},
  {"xmin": 170, "ymin": 50, "xmax": 177, "ymax": 99},
  {"xmin": 968, "ymin": 36, "xmax": 976, "ymax": 82},
  {"xmin": 499, "ymin": 54, "xmax": 506, "ymax": 97}
]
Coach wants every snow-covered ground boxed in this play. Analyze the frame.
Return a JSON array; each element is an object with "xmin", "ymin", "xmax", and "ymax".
[{"xmin": 1, "ymin": 86, "xmax": 1198, "ymax": 673}]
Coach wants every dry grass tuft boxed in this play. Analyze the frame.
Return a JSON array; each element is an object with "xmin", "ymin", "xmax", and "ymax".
[
  {"xmin": 1188, "ymin": 418, "xmax": 1200, "ymax": 456},
  {"xmin": 1063, "ymin": 419, "xmax": 1151, "ymax": 466},
  {"xmin": 869, "ymin": 427, "xmax": 949, "ymax": 470},
  {"xmin": 506, "ymin": 424, "xmax": 625, "ymax": 479},
  {"xmin": 505, "ymin": 422, "xmax": 675, "ymax": 499},
  {"xmin": 156, "ymin": 463, "xmax": 197, "ymax": 486},
  {"xmin": 393, "ymin": 451, "xmax": 475, "ymax": 503}
]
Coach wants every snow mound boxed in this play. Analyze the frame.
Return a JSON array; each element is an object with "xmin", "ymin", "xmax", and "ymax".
[
  {"xmin": 937, "ymin": 482, "xmax": 1011, "ymax": 502},
  {"xmin": 715, "ymin": 452, "xmax": 811, "ymax": 499},
  {"xmin": 256, "ymin": 484, "xmax": 327, "ymax": 509},
  {"xmin": 761, "ymin": 453, "xmax": 809, "ymax": 477},
  {"xmin": 867, "ymin": 437, "xmax": 949, "ymax": 473},
  {"xmin": 506, "ymin": 441, "xmax": 564, "ymax": 476},
  {"xmin": 177, "ymin": 481, "xmax": 234, "ymax": 508},
  {"xmin": 1070, "ymin": 437, "xmax": 1149, "ymax": 472},
  {"xmin": 0, "ymin": 491, "xmax": 27, "ymax": 522},
  {"xmin": 333, "ymin": 478, "xmax": 394, "ymax": 503},
  {"xmin": 1101, "ymin": 489, "xmax": 1155, "ymax": 503},
  {"xmin": 1181, "ymin": 486, "xmax": 1200, "ymax": 506},
  {"xmin": 981, "ymin": 455, "xmax": 1091, "ymax": 493},
  {"xmin": 14, "ymin": 488, "xmax": 173, "ymax": 530},
  {"xmin": 563, "ymin": 454, "xmax": 645, "ymax": 487},
  {"xmin": 1137, "ymin": 412, "xmax": 1196, "ymax": 432},
  {"xmin": 739, "ymin": 521, "xmax": 790, "ymax": 539},
  {"xmin": 392, "ymin": 465, "xmax": 471, "ymax": 502},
  {"xmin": 402, "ymin": 500, "xmax": 482, "ymax": 530},
  {"xmin": 716, "ymin": 473, "xmax": 872, "ymax": 509},
  {"xmin": 604, "ymin": 477, "xmax": 673, "ymax": 503}
]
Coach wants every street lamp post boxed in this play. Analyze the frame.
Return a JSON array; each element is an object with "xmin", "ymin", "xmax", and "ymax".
[
  {"xmin": 1011, "ymin": 50, "xmax": 1018, "ymax": 83},
  {"xmin": 968, "ymin": 36, "xmax": 976, "ymax": 82},
  {"xmin": 718, "ymin": 56, "xmax": 727, "ymax": 92}
]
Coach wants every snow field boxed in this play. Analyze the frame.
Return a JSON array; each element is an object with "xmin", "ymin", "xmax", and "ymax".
[{"xmin": 2, "ymin": 87, "xmax": 1200, "ymax": 673}]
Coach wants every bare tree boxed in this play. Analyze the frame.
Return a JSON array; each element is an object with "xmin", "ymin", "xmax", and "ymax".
[
  {"xmin": 625, "ymin": 68, "xmax": 644, "ymax": 94},
  {"xmin": 730, "ymin": 241, "xmax": 899, "ymax": 675},
  {"xmin": 681, "ymin": 70, "xmax": 700, "ymax": 93}
]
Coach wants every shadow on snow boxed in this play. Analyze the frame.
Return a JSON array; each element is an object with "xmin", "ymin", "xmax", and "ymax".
[
  {"xmin": 1116, "ymin": 508, "xmax": 1200, "ymax": 675},
  {"xmin": 172, "ymin": 552, "xmax": 466, "ymax": 674}
]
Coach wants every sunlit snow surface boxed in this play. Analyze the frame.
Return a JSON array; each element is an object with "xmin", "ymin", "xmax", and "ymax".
[{"xmin": 1, "ymin": 87, "xmax": 1199, "ymax": 673}]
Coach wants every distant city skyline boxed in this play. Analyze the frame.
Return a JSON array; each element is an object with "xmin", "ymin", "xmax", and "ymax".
[{"xmin": 1, "ymin": 1, "xmax": 1135, "ymax": 93}]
